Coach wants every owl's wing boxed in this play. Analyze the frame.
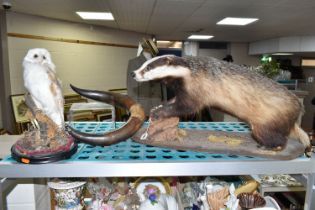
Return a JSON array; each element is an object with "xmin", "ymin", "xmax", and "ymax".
[{"xmin": 28, "ymin": 79, "xmax": 64, "ymax": 128}]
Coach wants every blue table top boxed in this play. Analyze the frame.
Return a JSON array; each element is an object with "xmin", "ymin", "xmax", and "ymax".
[{"xmin": 3, "ymin": 122, "xmax": 306, "ymax": 163}]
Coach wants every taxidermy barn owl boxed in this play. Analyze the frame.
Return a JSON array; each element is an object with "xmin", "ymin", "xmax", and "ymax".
[{"xmin": 23, "ymin": 48, "xmax": 64, "ymax": 128}]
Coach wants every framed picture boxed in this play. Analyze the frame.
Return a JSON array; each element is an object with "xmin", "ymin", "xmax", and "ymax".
[{"xmin": 10, "ymin": 94, "xmax": 30, "ymax": 123}]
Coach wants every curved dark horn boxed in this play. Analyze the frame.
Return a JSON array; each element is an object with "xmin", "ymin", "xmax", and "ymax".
[{"xmin": 67, "ymin": 84, "xmax": 145, "ymax": 146}]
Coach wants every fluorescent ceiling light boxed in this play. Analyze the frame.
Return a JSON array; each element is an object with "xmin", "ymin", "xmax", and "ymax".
[
  {"xmin": 272, "ymin": 53, "xmax": 294, "ymax": 56},
  {"xmin": 76, "ymin": 12, "xmax": 114, "ymax": 20},
  {"xmin": 188, "ymin": 35, "xmax": 214, "ymax": 40},
  {"xmin": 217, "ymin": 17, "xmax": 258, "ymax": 26}
]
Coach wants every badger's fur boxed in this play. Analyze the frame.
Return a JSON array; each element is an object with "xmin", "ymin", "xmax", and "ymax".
[{"xmin": 132, "ymin": 55, "xmax": 310, "ymax": 151}]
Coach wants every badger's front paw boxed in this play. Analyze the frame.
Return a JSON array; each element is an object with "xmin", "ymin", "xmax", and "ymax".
[{"xmin": 150, "ymin": 109, "xmax": 163, "ymax": 120}]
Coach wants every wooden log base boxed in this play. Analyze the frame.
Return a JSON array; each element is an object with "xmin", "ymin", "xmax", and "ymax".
[
  {"xmin": 13, "ymin": 132, "xmax": 75, "ymax": 156},
  {"xmin": 132, "ymin": 127, "xmax": 306, "ymax": 160},
  {"xmin": 146, "ymin": 117, "xmax": 181, "ymax": 142}
]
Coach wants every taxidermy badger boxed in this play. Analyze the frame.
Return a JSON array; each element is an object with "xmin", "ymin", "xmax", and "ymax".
[{"xmin": 132, "ymin": 55, "xmax": 310, "ymax": 151}]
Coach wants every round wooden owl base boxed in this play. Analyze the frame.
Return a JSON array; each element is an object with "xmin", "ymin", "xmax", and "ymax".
[
  {"xmin": 11, "ymin": 137, "xmax": 78, "ymax": 164},
  {"xmin": 132, "ymin": 127, "xmax": 306, "ymax": 160}
]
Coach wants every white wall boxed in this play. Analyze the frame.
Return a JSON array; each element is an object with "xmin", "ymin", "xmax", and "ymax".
[
  {"xmin": 197, "ymin": 43, "xmax": 260, "ymax": 66},
  {"xmin": 198, "ymin": 48, "xmax": 227, "ymax": 60},
  {"xmin": 249, "ymin": 36, "xmax": 315, "ymax": 55},
  {"xmin": 6, "ymin": 12, "xmax": 147, "ymax": 95},
  {"xmin": 229, "ymin": 42, "xmax": 260, "ymax": 66}
]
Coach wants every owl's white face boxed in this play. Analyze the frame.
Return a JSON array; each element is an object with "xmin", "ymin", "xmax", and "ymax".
[{"xmin": 23, "ymin": 48, "xmax": 55, "ymax": 72}]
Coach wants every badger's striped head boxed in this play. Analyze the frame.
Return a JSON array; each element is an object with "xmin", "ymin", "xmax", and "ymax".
[{"xmin": 132, "ymin": 55, "xmax": 190, "ymax": 82}]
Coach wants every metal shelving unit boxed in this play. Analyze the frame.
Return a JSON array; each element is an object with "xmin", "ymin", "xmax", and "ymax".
[{"xmin": 0, "ymin": 122, "xmax": 314, "ymax": 209}]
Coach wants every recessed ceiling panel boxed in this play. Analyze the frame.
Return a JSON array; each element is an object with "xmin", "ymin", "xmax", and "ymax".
[
  {"xmin": 107, "ymin": 0, "xmax": 155, "ymax": 32},
  {"xmin": 7, "ymin": 0, "xmax": 315, "ymax": 42}
]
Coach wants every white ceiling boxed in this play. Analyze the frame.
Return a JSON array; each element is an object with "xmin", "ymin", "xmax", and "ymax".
[{"xmin": 6, "ymin": 0, "xmax": 315, "ymax": 42}]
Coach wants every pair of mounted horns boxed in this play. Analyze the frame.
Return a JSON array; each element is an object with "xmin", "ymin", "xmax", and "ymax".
[{"xmin": 67, "ymin": 84, "xmax": 145, "ymax": 146}]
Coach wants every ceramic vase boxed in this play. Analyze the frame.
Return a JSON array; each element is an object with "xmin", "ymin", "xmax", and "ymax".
[{"xmin": 48, "ymin": 179, "xmax": 86, "ymax": 210}]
